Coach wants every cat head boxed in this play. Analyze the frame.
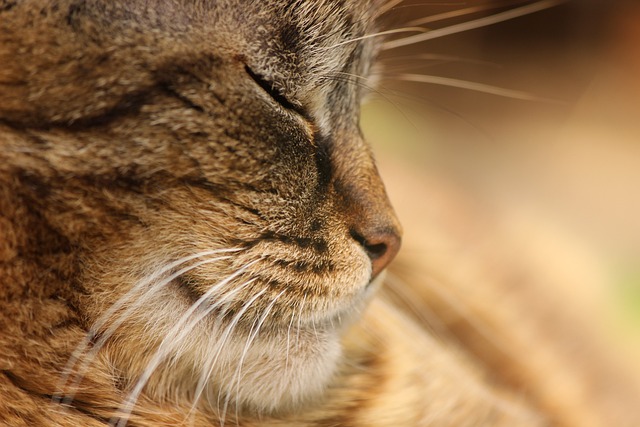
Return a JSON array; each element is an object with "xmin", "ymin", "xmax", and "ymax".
[{"xmin": 0, "ymin": 0, "xmax": 401, "ymax": 414}]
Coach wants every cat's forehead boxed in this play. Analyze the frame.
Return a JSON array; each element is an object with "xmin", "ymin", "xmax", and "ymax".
[
  {"xmin": 214, "ymin": 0, "xmax": 383, "ymax": 75},
  {"xmin": 219, "ymin": 0, "xmax": 383, "ymax": 34},
  {"xmin": 213, "ymin": 0, "xmax": 384, "ymax": 115},
  {"xmin": 91, "ymin": 0, "xmax": 382, "ymax": 85},
  {"xmin": 79, "ymin": 0, "xmax": 383, "ymax": 128}
]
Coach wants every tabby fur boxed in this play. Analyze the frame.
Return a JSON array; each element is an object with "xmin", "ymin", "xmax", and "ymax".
[{"xmin": 0, "ymin": 1, "xmax": 637, "ymax": 426}]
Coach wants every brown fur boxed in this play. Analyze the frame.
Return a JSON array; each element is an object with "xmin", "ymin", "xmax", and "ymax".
[{"xmin": 0, "ymin": 1, "xmax": 637, "ymax": 426}]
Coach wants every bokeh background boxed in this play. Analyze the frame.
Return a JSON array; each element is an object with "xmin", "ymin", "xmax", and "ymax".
[{"xmin": 362, "ymin": 0, "xmax": 640, "ymax": 376}]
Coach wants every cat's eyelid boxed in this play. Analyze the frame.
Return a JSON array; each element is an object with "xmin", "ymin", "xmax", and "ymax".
[{"xmin": 244, "ymin": 65, "xmax": 308, "ymax": 118}]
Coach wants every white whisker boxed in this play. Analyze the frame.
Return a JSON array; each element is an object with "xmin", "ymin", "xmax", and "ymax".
[
  {"xmin": 392, "ymin": 73, "xmax": 563, "ymax": 104},
  {"xmin": 228, "ymin": 289, "xmax": 286, "ymax": 426},
  {"xmin": 320, "ymin": 27, "xmax": 427, "ymax": 50},
  {"xmin": 112, "ymin": 259, "xmax": 259, "ymax": 427},
  {"xmin": 54, "ymin": 248, "xmax": 242, "ymax": 406},
  {"xmin": 374, "ymin": 0, "xmax": 404, "ymax": 18},
  {"xmin": 284, "ymin": 309, "xmax": 296, "ymax": 374},
  {"xmin": 328, "ymin": 71, "xmax": 424, "ymax": 134},
  {"xmin": 312, "ymin": 318, "xmax": 319, "ymax": 343},
  {"xmin": 406, "ymin": 0, "xmax": 534, "ymax": 27},
  {"xmin": 295, "ymin": 294, "xmax": 307, "ymax": 350},
  {"xmin": 383, "ymin": 0, "xmax": 565, "ymax": 50},
  {"xmin": 213, "ymin": 288, "xmax": 269, "ymax": 427},
  {"xmin": 381, "ymin": 53, "xmax": 501, "ymax": 69},
  {"xmin": 331, "ymin": 70, "xmax": 369, "ymax": 83},
  {"xmin": 185, "ymin": 281, "xmax": 265, "ymax": 426}
]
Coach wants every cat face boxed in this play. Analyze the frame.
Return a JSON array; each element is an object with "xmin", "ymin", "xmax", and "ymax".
[{"xmin": 0, "ymin": 0, "xmax": 401, "ymax": 414}]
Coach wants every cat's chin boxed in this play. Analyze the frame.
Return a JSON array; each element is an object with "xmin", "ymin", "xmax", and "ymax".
[
  {"xmin": 198, "ymin": 277, "xmax": 384, "ymax": 414},
  {"xmin": 107, "ymin": 290, "xmax": 355, "ymax": 418},
  {"xmin": 193, "ymin": 326, "xmax": 343, "ymax": 414}
]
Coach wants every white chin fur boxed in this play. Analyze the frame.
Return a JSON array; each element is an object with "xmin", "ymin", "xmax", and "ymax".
[{"xmin": 193, "ymin": 326, "xmax": 342, "ymax": 414}]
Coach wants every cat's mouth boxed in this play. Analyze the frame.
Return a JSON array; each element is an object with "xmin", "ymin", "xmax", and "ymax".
[
  {"xmin": 173, "ymin": 272, "xmax": 374, "ymax": 333},
  {"xmin": 169, "ymin": 238, "xmax": 376, "ymax": 327},
  {"xmin": 121, "ymin": 239, "xmax": 383, "ymax": 413},
  {"xmin": 159, "ymin": 272, "xmax": 372, "ymax": 414}
]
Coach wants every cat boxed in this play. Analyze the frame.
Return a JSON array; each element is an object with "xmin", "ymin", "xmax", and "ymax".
[{"xmin": 0, "ymin": 1, "xmax": 637, "ymax": 426}]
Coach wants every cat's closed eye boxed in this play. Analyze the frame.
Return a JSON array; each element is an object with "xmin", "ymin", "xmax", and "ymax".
[{"xmin": 244, "ymin": 64, "xmax": 306, "ymax": 116}]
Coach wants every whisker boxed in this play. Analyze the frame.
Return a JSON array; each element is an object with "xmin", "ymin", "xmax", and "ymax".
[
  {"xmin": 320, "ymin": 27, "xmax": 428, "ymax": 50},
  {"xmin": 213, "ymin": 288, "xmax": 270, "ymax": 427},
  {"xmin": 62, "ymin": 265, "xmax": 235, "ymax": 404},
  {"xmin": 325, "ymin": 72, "xmax": 426, "ymax": 138},
  {"xmin": 311, "ymin": 317, "xmax": 319, "ymax": 344},
  {"xmin": 112, "ymin": 259, "xmax": 260, "ymax": 427},
  {"xmin": 383, "ymin": 0, "xmax": 566, "ymax": 50},
  {"xmin": 327, "ymin": 71, "xmax": 421, "ymax": 123},
  {"xmin": 406, "ymin": 0, "xmax": 537, "ymax": 27},
  {"xmin": 230, "ymin": 289, "xmax": 287, "ymax": 425},
  {"xmin": 185, "ymin": 282, "xmax": 266, "ymax": 425},
  {"xmin": 361, "ymin": 80, "xmax": 494, "ymax": 141},
  {"xmin": 380, "ymin": 53, "xmax": 502, "ymax": 70},
  {"xmin": 327, "ymin": 70, "xmax": 370, "ymax": 84},
  {"xmin": 284, "ymin": 308, "xmax": 296, "ymax": 374},
  {"xmin": 374, "ymin": 0, "xmax": 468, "ymax": 18},
  {"xmin": 295, "ymin": 294, "xmax": 307, "ymax": 350},
  {"xmin": 326, "ymin": 70, "xmax": 493, "ymax": 148},
  {"xmin": 189, "ymin": 284, "xmax": 274, "ymax": 423},
  {"xmin": 374, "ymin": 0, "xmax": 403, "ymax": 18},
  {"xmin": 391, "ymin": 73, "xmax": 563, "ymax": 104},
  {"xmin": 54, "ymin": 248, "xmax": 242, "ymax": 406}
]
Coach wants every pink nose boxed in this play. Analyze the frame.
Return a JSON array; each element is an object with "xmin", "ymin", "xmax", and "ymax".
[{"xmin": 350, "ymin": 225, "xmax": 401, "ymax": 279}]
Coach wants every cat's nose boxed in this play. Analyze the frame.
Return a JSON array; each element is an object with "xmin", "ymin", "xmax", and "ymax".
[{"xmin": 350, "ymin": 223, "xmax": 402, "ymax": 279}]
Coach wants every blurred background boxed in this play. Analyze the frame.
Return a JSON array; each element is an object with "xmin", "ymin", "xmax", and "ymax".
[{"xmin": 361, "ymin": 0, "xmax": 640, "ymax": 380}]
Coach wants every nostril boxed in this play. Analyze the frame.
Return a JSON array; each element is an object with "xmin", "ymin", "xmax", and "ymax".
[
  {"xmin": 349, "ymin": 228, "xmax": 367, "ymax": 248},
  {"xmin": 349, "ymin": 227, "xmax": 401, "ymax": 279},
  {"xmin": 350, "ymin": 229, "xmax": 388, "ymax": 260},
  {"xmin": 364, "ymin": 241, "xmax": 388, "ymax": 261}
]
